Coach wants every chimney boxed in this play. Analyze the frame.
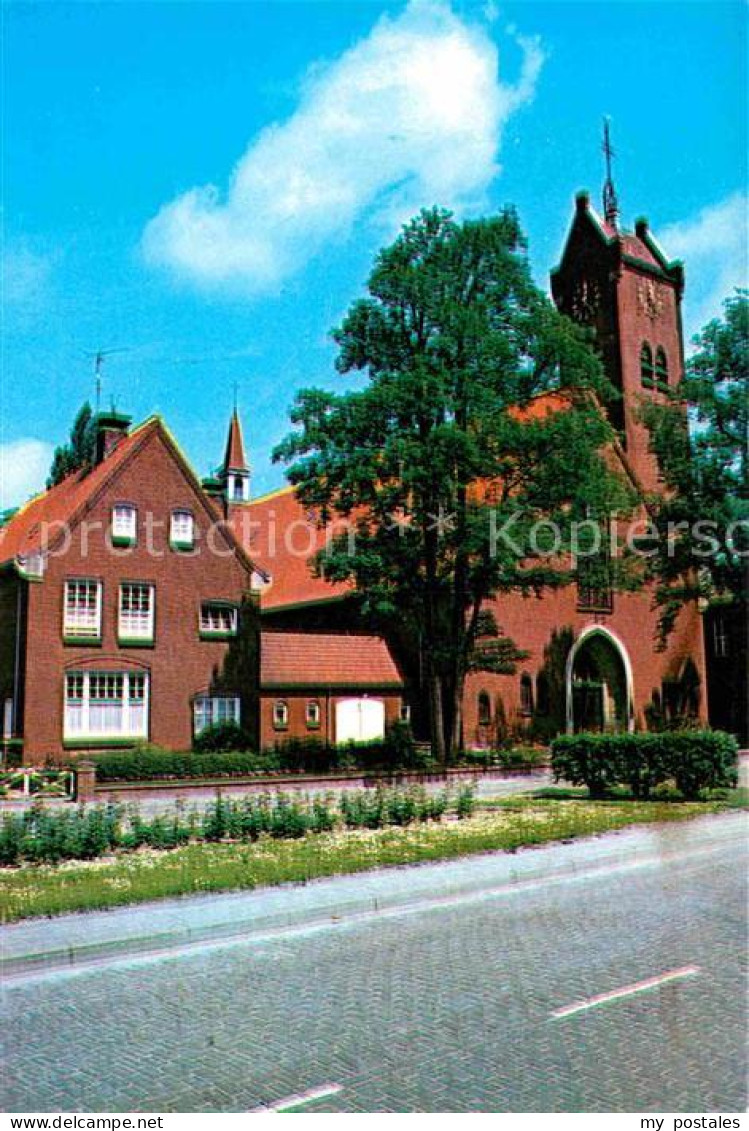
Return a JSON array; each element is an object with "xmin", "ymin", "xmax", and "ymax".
[{"xmin": 95, "ymin": 411, "xmax": 131, "ymax": 463}]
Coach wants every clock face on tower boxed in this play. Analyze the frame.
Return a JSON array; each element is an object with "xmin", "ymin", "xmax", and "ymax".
[
  {"xmin": 570, "ymin": 278, "xmax": 600, "ymax": 321},
  {"xmin": 638, "ymin": 278, "xmax": 665, "ymax": 320}
]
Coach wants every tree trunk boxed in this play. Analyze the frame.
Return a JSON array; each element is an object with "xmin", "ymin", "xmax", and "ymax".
[
  {"xmin": 429, "ymin": 671, "xmax": 446, "ymax": 765},
  {"xmin": 450, "ymin": 671, "xmax": 465, "ymax": 758}
]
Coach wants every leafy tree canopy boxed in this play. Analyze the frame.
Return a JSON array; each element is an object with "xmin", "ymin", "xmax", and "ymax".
[
  {"xmin": 47, "ymin": 402, "xmax": 97, "ymax": 488},
  {"xmin": 643, "ymin": 290, "xmax": 748, "ymax": 637},
  {"xmin": 275, "ymin": 207, "xmax": 633, "ymax": 760}
]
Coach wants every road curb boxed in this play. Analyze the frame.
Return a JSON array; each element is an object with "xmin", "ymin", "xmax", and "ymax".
[{"xmin": 3, "ymin": 811, "xmax": 746, "ymax": 980}]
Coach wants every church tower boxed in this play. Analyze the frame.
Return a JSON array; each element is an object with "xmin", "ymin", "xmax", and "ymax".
[
  {"xmin": 550, "ymin": 122, "xmax": 686, "ymax": 492},
  {"xmin": 220, "ymin": 409, "xmax": 251, "ymax": 509}
]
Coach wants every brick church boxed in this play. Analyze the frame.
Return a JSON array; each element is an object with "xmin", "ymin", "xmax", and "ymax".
[{"xmin": 0, "ymin": 172, "xmax": 735, "ymax": 764}]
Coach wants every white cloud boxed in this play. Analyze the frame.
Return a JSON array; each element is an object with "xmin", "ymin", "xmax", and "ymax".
[
  {"xmin": 0, "ymin": 439, "xmax": 53, "ymax": 511},
  {"xmin": 142, "ymin": 0, "xmax": 543, "ymax": 293},
  {"xmin": 2, "ymin": 245, "xmax": 53, "ymax": 308},
  {"xmin": 660, "ymin": 192, "xmax": 748, "ymax": 341}
]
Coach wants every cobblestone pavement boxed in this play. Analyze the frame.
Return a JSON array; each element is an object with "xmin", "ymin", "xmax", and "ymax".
[{"xmin": 2, "ymin": 813, "xmax": 746, "ymax": 1113}]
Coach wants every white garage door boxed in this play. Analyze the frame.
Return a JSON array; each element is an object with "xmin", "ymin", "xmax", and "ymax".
[{"xmin": 335, "ymin": 698, "xmax": 386, "ymax": 744}]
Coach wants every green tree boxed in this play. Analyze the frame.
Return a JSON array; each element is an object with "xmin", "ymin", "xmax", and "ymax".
[
  {"xmin": 275, "ymin": 207, "xmax": 632, "ymax": 762},
  {"xmin": 642, "ymin": 291, "xmax": 748, "ymax": 637},
  {"xmin": 47, "ymin": 402, "xmax": 97, "ymax": 487}
]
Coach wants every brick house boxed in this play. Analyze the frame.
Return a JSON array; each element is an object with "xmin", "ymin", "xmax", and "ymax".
[{"xmin": 0, "ymin": 414, "xmax": 262, "ymax": 763}]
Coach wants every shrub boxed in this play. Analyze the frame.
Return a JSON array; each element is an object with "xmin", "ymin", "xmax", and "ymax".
[
  {"xmin": 192, "ymin": 722, "xmax": 253, "ymax": 753},
  {"xmin": 550, "ymin": 733, "xmax": 621, "ymax": 798},
  {"xmin": 92, "ymin": 728, "xmax": 434, "ymax": 784},
  {"xmin": 93, "ymin": 745, "xmax": 281, "ymax": 782},
  {"xmin": 551, "ymin": 729, "xmax": 738, "ymax": 800},
  {"xmin": 455, "ymin": 785, "xmax": 476, "ymax": 819},
  {"xmin": 340, "ymin": 788, "xmax": 385, "ymax": 829},
  {"xmin": 462, "ymin": 746, "xmax": 548, "ymax": 770},
  {"xmin": 661, "ymin": 730, "xmax": 739, "ymax": 800}
]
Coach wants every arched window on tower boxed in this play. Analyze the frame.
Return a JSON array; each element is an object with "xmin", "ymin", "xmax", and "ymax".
[
  {"xmin": 655, "ymin": 347, "xmax": 668, "ymax": 386},
  {"xmin": 477, "ymin": 691, "xmax": 491, "ymax": 727},
  {"xmin": 640, "ymin": 342, "xmax": 654, "ymax": 387},
  {"xmin": 520, "ymin": 674, "xmax": 534, "ymax": 716}
]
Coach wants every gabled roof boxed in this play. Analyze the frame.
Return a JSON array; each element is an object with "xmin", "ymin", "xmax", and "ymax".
[
  {"xmin": 234, "ymin": 389, "xmax": 636, "ymax": 612},
  {"xmin": 0, "ymin": 421, "xmax": 153, "ymax": 565},
  {"xmin": 223, "ymin": 410, "xmax": 248, "ymax": 473},
  {"xmin": 0, "ymin": 416, "xmax": 258, "ymax": 576},
  {"xmin": 261, "ymin": 632, "xmax": 404, "ymax": 688},
  {"xmin": 231, "ymin": 485, "xmax": 352, "ymax": 610}
]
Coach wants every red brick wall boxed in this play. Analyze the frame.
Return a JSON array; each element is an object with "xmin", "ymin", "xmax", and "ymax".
[
  {"xmin": 259, "ymin": 690, "xmax": 402, "ymax": 749},
  {"xmin": 463, "ymin": 584, "xmax": 706, "ymax": 748},
  {"xmin": 22, "ymin": 427, "xmax": 255, "ymax": 763},
  {"xmin": 616, "ymin": 265, "xmax": 684, "ymax": 492}
]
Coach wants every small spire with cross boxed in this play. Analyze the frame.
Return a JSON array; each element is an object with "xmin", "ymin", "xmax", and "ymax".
[{"xmin": 602, "ymin": 117, "xmax": 620, "ymax": 229}]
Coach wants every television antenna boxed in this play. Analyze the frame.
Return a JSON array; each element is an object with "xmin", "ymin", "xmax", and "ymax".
[{"xmin": 83, "ymin": 346, "xmax": 132, "ymax": 413}]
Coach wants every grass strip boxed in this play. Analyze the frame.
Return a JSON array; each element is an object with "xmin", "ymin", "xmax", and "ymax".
[{"xmin": 0, "ymin": 798, "xmax": 735, "ymax": 923}]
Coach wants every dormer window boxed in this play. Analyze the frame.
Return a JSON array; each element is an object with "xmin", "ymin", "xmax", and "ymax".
[
  {"xmin": 655, "ymin": 347, "xmax": 668, "ymax": 386},
  {"xmin": 170, "ymin": 509, "xmax": 194, "ymax": 550},
  {"xmin": 640, "ymin": 342, "xmax": 654, "ymax": 387},
  {"xmin": 111, "ymin": 504, "xmax": 137, "ymax": 546}
]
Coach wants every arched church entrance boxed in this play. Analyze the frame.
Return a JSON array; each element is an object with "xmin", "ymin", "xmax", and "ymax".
[{"xmin": 566, "ymin": 628, "xmax": 634, "ymax": 733}]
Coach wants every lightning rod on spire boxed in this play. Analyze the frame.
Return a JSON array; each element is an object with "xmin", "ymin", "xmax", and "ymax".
[{"xmin": 602, "ymin": 117, "xmax": 620, "ymax": 229}]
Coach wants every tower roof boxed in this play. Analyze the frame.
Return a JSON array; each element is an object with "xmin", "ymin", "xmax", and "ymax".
[{"xmin": 223, "ymin": 409, "xmax": 248, "ymax": 473}]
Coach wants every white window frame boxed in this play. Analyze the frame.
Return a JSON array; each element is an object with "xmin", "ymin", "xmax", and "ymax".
[
  {"xmin": 193, "ymin": 695, "xmax": 241, "ymax": 735},
  {"xmin": 63, "ymin": 579, "xmax": 103, "ymax": 640},
  {"xmin": 306, "ymin": 699, "xmax": 321, "ymax": 727},
  {"xmin": 3, "ymin": 697, "xmax": 13, "ymax": 740},
  {"xmin": 170, "ymin": 509, "xmax": 194, "ymax": 549},
  {"xmin": 118, "ymin": 583, "xmax": 155, "ymax": 643},
  {"xmin": 199, "ymin": 602, "xmax": 238, "ymax": 637},
  {"xmin": 111, "ymin": 503, "xmax": 137, "ymax": 544},
  {"xmin": 273, "ymin": 700, "xmax": 289, "ymax": 728},
  {"xmin": 63, "ymin": 670, "xmax": 149, "ymax": 741}
]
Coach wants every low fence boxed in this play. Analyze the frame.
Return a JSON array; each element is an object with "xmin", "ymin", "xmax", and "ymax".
[
  {"xmin": 0, "ymin": 768, "xmax": 75, "ymax": 800},
  {"xmin": 87, "ymin": 761, "xmax": 549, "ymax": 802}
]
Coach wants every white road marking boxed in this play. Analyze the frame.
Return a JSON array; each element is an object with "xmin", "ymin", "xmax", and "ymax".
[
  {"xmin": 249, "ymin": 1083, "xmax": 343, "ymax": 1113},
  {"xmin": 550, "ymin": 964, "xmax": 701, "ymax": 1020}
]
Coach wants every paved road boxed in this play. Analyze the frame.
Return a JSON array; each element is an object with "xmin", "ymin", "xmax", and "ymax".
[{"xmin": 2, "ymin": 812, "xmax": 746, "ymax": 1113}]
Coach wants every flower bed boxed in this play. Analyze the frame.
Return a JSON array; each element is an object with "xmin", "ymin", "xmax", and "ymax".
[{"xmin": 0, "ymin": 784, "xmax": 476, "ymax": 866}]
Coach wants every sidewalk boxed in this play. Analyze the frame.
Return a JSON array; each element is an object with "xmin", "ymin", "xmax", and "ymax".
[
  {"xmin": 2, "ymin": 809, "xmax": 745, "ymax": 981},
  {"xmin": 0, "ymin": 765, "xmax": 551, "ymax": 814}
]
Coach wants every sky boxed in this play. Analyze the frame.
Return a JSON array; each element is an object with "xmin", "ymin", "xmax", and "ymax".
[{"xmin": 2, "ymin": 0, "xmax": 747, "ymax": 509}]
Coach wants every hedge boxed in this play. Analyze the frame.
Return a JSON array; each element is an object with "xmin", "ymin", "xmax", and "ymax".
[
  {"xmin": 91, "ymin": 747, "xmax": 281, "ymax": 783},
  {"xmin": 92, "ymin": 725, "xmax": 425, "ymax": 783},
  {"xmin": 551, "ymin": 729, "xmax": 738, "ymax": 800}
]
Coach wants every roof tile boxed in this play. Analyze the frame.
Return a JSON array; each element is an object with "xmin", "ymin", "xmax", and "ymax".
[{"xmin": 261, "ymin": 632, "xmax": 403, "ymax": 687}]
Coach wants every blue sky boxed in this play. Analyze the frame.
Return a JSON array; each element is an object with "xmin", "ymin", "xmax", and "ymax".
[{"xmin": 2, "ymin": 0, "xmax": 747, "ymax": 508}]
